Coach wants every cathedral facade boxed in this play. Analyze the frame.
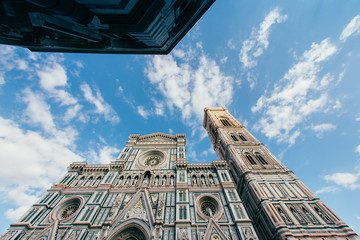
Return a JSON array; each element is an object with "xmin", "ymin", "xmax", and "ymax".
[{"xmin": 1, "ymin": 107, "xmax": 358, "ymax": 240}]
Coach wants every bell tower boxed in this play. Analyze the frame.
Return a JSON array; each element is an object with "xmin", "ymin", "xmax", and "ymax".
[{"xmin": 203, "ymin": 107, "xmax": 358, "ymax": 240}]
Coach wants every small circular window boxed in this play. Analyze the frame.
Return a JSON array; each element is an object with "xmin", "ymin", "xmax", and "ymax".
[
  {"xmin": 196, "ymin": 195, "xmax": 221, "ymax": 219},
  {"xmin": 54, "ymin": 197, "xmax": 81, "ymax": 221},
  {"xmin": 145, "ymin": 156, "xmax": 161, "ymax": 166}
]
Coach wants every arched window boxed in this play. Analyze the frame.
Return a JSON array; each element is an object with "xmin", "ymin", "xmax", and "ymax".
[
  {"xmin": 245, "ymin": 153, "xmax": 257, "ymax": 165},
  {"xmin": 255, "ymin": 153, "xmax": 268, "ymax": 165}
]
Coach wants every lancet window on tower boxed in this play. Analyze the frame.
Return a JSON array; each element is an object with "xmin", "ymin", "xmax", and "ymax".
[
  {"xmin": 238, "ymin": 134, "xmax": 247, "ymax": 141},
  {"xmin": 231, "ymin": 134, "xmax": 239, "ymax": 141},
  {"xmin": 179, "ymin": 190, "xmax": 186, "ymax": 201},
  {"xmin": 255, "ymin": 153, "xmax": 268, "ymax": 165},
  {"xmin": 80, "ymin": 207, "xmax": 94, "ymax": 222},
  {"xmin": 289, "ymin": 206, "xmax": 304, "ymax": 223},
  {"xmin": 245, "ymin": 153, "xmax": 257, "ymax": 165},
  {"xmin": 302, "ymin": 207, "xmax": 317, "ymax": 223},
  {"xmin": 220, "ymin": 118, "xmax": 232, "ymax": 127},
  {"xmin": 313, "ymin": 206, "xmax": 333, "ymax": 224},
  {"xmin": 234, "ymin": 205, "xmax": 245, "ymax": 219},
  {"xmin": 277, "ymin": 207, "xmax": 291, "ymax": 223},
  {"xmin": 179, "ymin": 172, "xmax": 185, "ymax": 182},
  {"xmin": 221, "ymin": 172, "xmax": 229, "ymax": 181},
  {"xmin": 228, "ymin": 190, "xmax": 237, "ymax": 201},
  {"xmin": 179, "ymin": 206, "xmax": 187, "ymax": 219}
]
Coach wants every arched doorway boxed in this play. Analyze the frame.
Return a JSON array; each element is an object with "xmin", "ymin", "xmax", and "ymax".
[
  {"xmin": 112, "ymin": 226, "xmax": 147, "ymax": 240},
  {"xmin": 108, "ymin": 220, "xmax": 151, "ymax": 240}
]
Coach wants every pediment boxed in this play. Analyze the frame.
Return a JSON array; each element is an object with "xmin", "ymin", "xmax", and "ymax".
[{"xmin": 138, "ymin": 132, "xmax": 176, "ymax": 142}]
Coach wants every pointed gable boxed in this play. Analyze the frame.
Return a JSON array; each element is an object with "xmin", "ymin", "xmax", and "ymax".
[
  {"xmin": 111, "ymin": 189, "xmax": 155, "ymax": 230},
  {"xmin": 202, "ymin": 218, "xmax": 230, "ymax": 240}
]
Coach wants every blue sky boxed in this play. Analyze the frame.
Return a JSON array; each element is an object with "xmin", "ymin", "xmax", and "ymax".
[{"xmin": 0, "ymin": 0, "xmax": 360, "ymax": 234}]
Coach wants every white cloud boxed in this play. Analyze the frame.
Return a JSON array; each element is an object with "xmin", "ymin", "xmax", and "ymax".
[
  {"xmin": 145, "ymin": 45, "xmax": 234, "ymax": 123},
  {"xmin": 137, "ymin": 105, "xmax": 150, "ymax": 119},
  {"xmin": 340, "ymin": 15, "xmax": 360, "ymax": 41},
  {"xmin": 252, "ymin": 38, "xmax": 337, "ymax": 144},
  {"xmin": 355, "ymin": 145, "xmax": 360, "ymax": 154},
  {"xmin": 63, "ymin": 104, "xmax": 83, "ymax": 122},
  {"xmin": 37, "ymin": 62, "xmax": 77, "ymax": 106},
  {"xmin": 0, "ymin": 73, "xmax": 5, "ymax": 85},
  {"xmin": 22, "ymin": 88, "xmax": 56, "ymax": 133},
  {"xmin": 80, "ymin": 83, "xmax": 120, "ymax": 124},
  {"xmin": 310, "ymin": 123, "xmax": 336, "ymax": 136},
  {"xmin": 315, "ymin": 186, "xmax": 339, "ymax": 195},
  {"xmin": 239, "ymin": 7, "xmax": 287, "ymax": 69},
  {"xmin": 324, "ymin": 172, "xmax": 360, "ymax": 190},
  {"xmin": 88, "ymin": 146, "xmax": 120, "ymax": 164},
  {"xmin": 0, "ymin": 117, "xmax": 84, "ymax": 220},
  {"xmin": 323, "ymin": 146, "xmax": 360, "ymax": 191},
  {"xmin": 220, "ymin": 56, "xmax": 228, "ymax": 64},
  {"xmin": 152, "ymin": 99, "xmax": 164, "ymax": 116},
  {"xmin": 333, "ymin": 100, "xmax": 342, "ymax": 110},
  {"xmin": 118, "ymin": 85, "xmax": 124, "ymax": 93},
  {"xmin": 227, "ymin": 39, "xmax": 236, "ymax": 50}
]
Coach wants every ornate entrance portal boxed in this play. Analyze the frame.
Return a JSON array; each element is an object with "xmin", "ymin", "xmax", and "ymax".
[{"xmin": 111, "ymin": 226, "xmax": 149, "ymax": 240}]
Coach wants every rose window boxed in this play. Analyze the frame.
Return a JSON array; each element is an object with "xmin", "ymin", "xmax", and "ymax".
[
  {"xmin": 201, "ymin": 201, "xmax": 217, "ymax": 217},
  {"xmin": 60, "ymin": 203, "xmax": 79, "ymax": 219},
  {"xmin": 138, "ymin": 150, "xmax": 165, "ymax": 168},
  {"xmin": 145, "ymin": 156, "xmax": 160, "ymax": 166},
  {"xmin": 54, "ymin": 197, "xmax": 81, "ymax": 221},
  {"xmin": 197, "ymin": 195, "xmax": 220, "ymax": 219}
]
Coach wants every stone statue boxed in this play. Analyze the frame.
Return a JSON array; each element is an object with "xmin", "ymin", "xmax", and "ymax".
[
  {"xmin": 143, "ymin": 175, "xmax": 149, "ymax": 186},
  {"xmin": 192, "ymin": 176, "xmax": 197, "ymax": 185}
]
